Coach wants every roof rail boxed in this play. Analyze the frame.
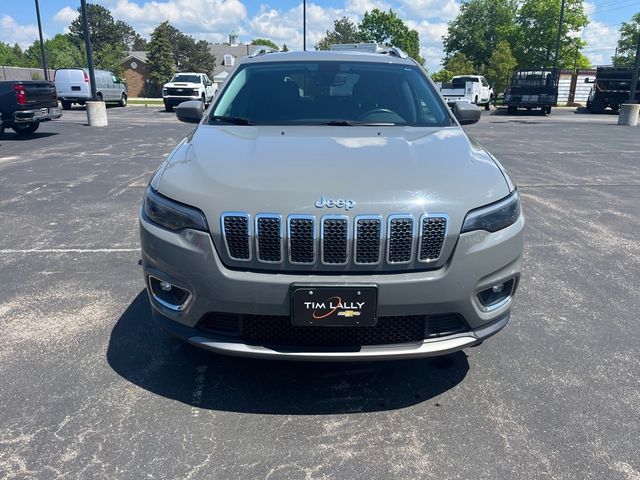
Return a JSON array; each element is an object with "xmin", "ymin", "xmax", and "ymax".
[
  {"xmin": 330, "ymin": 43, "xmax": 409, "ymax": 59},
  {"xmin": 249, "ymin": 46, "xmax": 278, "ymax": 58},
  {"xmin": 377, "ymin": 46, "xmax": 408, "ymax": 59}
]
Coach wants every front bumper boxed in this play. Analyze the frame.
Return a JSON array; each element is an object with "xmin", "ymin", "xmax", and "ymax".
[
  {"xmin": 163, "ymin": 96, "xmax": 201, "ymax": 107},
  {"xmin": 12, "ymin": 107, "xmax": 62, "ymax": 123},
  {"xmin": 140, "ymin": 213, "xmax": 524, "ymax": 360}
]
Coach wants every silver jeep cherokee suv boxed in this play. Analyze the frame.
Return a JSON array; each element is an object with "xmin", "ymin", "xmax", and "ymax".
[{"xmin": 140, "ymin": 48, "xmax": 524, "ymax": 361}]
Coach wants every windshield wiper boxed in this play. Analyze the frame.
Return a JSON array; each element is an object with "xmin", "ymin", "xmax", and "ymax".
[
  {"xmin": 313, "ymin": 120, "xmax": 397, "ymax": 126},
  {"xmin": 209, "ymin": 115, "xmax": 253, "ymax": 125}
]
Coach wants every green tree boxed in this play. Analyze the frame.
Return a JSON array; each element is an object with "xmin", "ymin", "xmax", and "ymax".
[
  {"xmin": 316, "ymin": 17, "xmax": 360, "ymax": 50},
  {"xmin": 443, "ymin": 0, "xmax": 518, "ymax": 71},
  {"xmin": 431, "ymin": 69, "xmax": 454, "ymax": 82},
  {"xmin": 358, "ymin": 9, "xmax": 425, "ymax": 64},
  {"xmin": 132, "ymin": 37, "xmax": 149, "ymax": 51},
  {"xmin": 180, "ymin": 40, "xmax": 216, "ymax": 75},
  {"xmin": 513, "ymin": 0, "xmax": 588, "ymax": 67},
  {"xmin": 483, "ymin": 40, "xmax": 517, "ymax": 94},
  {"xmin": 281, "ymin": 43, "xmax": 289, "ymax": 52},
  {"xmin": 147, "ymin": 21, "xmax": 175, "ymax": 94},
  {"xmin": 251, "ymin": 38, "xmax": 279, "ymax": 50},
  {"xmin": 24, "ymin": 34, "xmax": 85, "ymax": 70},
  {"xmin": 613, "ymin": 12, "xmax": 640, "ymax": 66},
  {"xmin": 443, "ymin": 52, "xmax": 475, "ymax": 76},
  {"xmin": 68, "ymin": 3, "xmax": 140, "ymax": 70},
  {"xmin": 0, "ymin": 42, "xmax": 25, "ymax": 67}
]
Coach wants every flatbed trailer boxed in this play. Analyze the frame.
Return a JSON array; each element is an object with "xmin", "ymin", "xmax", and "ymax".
[{"xmin": 504, "ymin": 68, "xmax": 559, "ymax": 114}]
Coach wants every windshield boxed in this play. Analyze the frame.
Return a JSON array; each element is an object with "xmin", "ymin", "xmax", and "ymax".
[
  {"xmin": 211, "ymin": 61, "xmax": 450, "ymax": 126},
  {"xmin": 171, "ymin": 74, "xmax": 201, "ymax": 83},
  {"xmin": 452, "ymin": 76, "xmax": 478, "ymax": 87}
]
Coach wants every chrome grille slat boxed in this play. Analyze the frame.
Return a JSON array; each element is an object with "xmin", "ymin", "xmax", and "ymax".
[
  {"xmin": 419, "ymin": 215, "xmax": 447, "ymax": 263},
  {"xmin": 288, "ymin": 215, "xmax": 315, "ymax": 264},
  {"xmin": 221, "ymin": 213, "xmax": 251, "ymax": 260},
  {"xmin": 255, "ymin": 214, "xmax": 283, "ymax": 263},
  {"xmin": 321, "ymin": 216, "xmax": 349, "ymax": 265},
  {"xmin": 387, "ymin": 215, "xmax": 414, "ymax": 264},
  {"xmin": 354, "ymin": 216, "xmax": 382, "ymax": 265}
]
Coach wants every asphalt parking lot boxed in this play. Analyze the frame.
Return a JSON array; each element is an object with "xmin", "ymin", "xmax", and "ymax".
[{"xmin": 0, "ymin": 107, "xmax": 638, "ymax": 479}]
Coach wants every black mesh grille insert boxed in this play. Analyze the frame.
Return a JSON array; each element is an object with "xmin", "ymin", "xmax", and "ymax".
[
  {"xmin": 427, "ymin": 314, "xmax": 467, "ymax": 337},
  {"xmin": 388, "ymin": 217, "xmax": 413, "ymax": 263},
  {"xmin": 420, "ymin": 216, "xmax": 447, "ymax": 262},
  {"xmin": 197, "ymin": 313, "xmax": 469, "ymax": 346},
  {"xmin": 198, "ymin": 312, "xmax": 241, "ymax": 335},
  {"xmin": 257, "ymin": 216, "xmax": 282, "ymax": 262},
  {"xmin": 289, "ymin": 217, "xmax": 315, "ymax": 263},
  {"xmin": 322, "ymin": 218, "xmax": 348, "ymax": 264},
  {"xmin": 223, "ymin": 215, "xmax": 250, "ymax": 260},
  {"xmin": 242, "ymin": 315, "xmax": 426, "ymax": 347},
  {"xmin": 356, "ymin": 218, "xmax": 381, "ymax": 264}
]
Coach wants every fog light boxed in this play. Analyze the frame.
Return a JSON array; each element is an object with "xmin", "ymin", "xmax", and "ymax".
[
  {"xmin": 477, "ymin": 278, "xmax": 515, "ymax": 311},
  {"xmin": 148, "ymin": 276, "xmax": 191, "ymax": 311}
]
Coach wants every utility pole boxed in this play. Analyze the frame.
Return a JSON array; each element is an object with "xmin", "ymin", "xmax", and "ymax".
[
  {"xmin": 80, "ymin": 0, "xmax": 98, "ymax": 101},
  {"xmin": 629, "ymin": 31, "xmax": 640, "ymax": 103},
  {"xmin": 34, "ymin": 0, "xmax": 49, "ymax": 80},
  {"xmin": 552, "ymin": 0, "xmax": 566, "ymax": 74},
  {"xmin": 303, "ymin": 0, "xmax": 307, "ymax": 51}
]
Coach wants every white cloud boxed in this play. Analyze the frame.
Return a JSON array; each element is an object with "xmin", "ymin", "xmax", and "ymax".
[
  {"xmin": 53, "ymin": 6, "xmax": 78, "ymax": 25},
  {"xmin": 581, "ymin": 19, "xmax": 619, "ymax": 66},
  {"xmin": 0, "ymin": 15, "xmax": 41, "ymax": 49},
  {"xmin": 400, "ymin": 0, "xmax": 459, "ymax": 21}
]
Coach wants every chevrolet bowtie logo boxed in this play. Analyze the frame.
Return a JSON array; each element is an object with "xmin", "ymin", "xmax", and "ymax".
[{"xmin": 337, "ymin": 310, "xmax": 361, "ymax": 317}]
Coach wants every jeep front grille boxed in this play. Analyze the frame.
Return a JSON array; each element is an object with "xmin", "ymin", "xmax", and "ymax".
[{"xmin": 220, "ymin": 212, "xmax": 449, "ymax": 270}]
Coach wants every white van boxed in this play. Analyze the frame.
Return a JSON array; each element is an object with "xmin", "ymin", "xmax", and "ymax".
[{"xmin": 55, "ymin": 68, "xmax": 128, "ymax": 109}]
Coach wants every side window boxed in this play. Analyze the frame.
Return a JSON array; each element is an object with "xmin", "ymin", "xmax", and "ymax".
[{"xmin": 481, "ymin": 77, "xmax": 489, "ymax": 87}]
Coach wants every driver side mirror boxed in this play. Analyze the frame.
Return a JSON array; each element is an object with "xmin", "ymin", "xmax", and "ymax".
[
  {"xmin": 176, "ymin": 100, "xmax": 204, "ymax": 123},
  {"xmin": 453, "ymin": 101, "xmax": 481, "ymax": 125}
]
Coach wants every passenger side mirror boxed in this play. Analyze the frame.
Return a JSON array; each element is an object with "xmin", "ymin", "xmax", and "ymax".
[
  {"xmin": 453, "ymin": 101, "xmax": 481, "ymax": 125},
  {"xmin": 176, "ymin": 101, "xmax": 204, "ymax": 123}
]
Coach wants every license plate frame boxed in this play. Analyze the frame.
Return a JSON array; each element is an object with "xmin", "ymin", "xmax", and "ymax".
[{"xmin": 291, "ymin": 285, "xmax": 378, "ymax": 327}]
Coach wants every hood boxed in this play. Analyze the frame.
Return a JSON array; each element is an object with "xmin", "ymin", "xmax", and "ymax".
[
  {"xmin": 155, "ymin": 124, "xmax": 510, "ymax": 272},
  {"xmin": 158, "ymin": 125, "xmax": 509, "ymax": 222}
]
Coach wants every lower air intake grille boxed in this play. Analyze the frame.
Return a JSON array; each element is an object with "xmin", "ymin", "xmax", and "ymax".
[
  {"xmin": 289, "ymin": 217, "xmax": 315, "ymax": 264},
  {"xmin": 322, "ymin": 217, "xmax": 348, "ymax": 264},
  {"xmin": 197, "ymin": 313, "xmax": 469, "ymax": 347},
  {"xmin": 419, "ymin": 216, "xmax": 447, "ymax": 262},
  {"xmin": 222, "ymin": 215, "xmax": 250, "ymax": 260},
  {"xmin": 388, "ymin": 217, "xmax": 413, "ymax": 263}
]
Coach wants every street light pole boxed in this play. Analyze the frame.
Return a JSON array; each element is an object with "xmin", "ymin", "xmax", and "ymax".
[
  {"xmin": 34, "ymin": 0, "xmax": 49, "ymax": 80},
  {"xmin": 552, "ymin": 0, "xmax": 566, "ymax": 73},
  {"xmin": 628, "ymin": 32, "xmax": 640, "ymax": 103},
  {"xmin": 81, "ymin": 0, "xmax": 98, "ymax": 101},
  {"xmin": 303, "ymin": 0, "xmax": 307, "ymax": 51}
]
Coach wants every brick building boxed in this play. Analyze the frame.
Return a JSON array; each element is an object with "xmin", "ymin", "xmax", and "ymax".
[{"xmin": 121, "ymin": 51, "xmax": 149, "ymax": 97}]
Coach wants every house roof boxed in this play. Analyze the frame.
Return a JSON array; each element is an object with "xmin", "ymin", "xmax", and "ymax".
[{"xmin": 122, "ymin": 51, "xmax": 148, "ymax": 64}]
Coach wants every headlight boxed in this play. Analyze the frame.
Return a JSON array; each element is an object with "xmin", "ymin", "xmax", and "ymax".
[
  {"xmin": 461, "ymin": 190, "xmax": 521, "ymax": 233},
  {"xmin": 142, "ymin": 187, "xmax": 208, "ymax": 232},
  {"xmin": 162, "ymin": 88, "xmax": 167, "ymax": 95}
]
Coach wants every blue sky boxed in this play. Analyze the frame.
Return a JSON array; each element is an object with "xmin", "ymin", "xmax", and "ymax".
[{"xmin": 1, "ymin": 0, "xmax": 638, "ymax": 70}]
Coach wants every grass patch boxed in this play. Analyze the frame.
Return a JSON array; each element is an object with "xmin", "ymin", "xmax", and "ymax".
[{"xmin": 128, "ymin": 99, "xmax": 164, "ymax": 105}]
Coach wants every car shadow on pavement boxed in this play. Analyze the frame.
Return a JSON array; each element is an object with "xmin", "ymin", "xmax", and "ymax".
[
  {"xmin": 107, "ymin": 291, "xmax": 470, "ymax": 414},
  {"xmin": 0, "ymin": 131, "xmax": 59, "ymax": 141}
]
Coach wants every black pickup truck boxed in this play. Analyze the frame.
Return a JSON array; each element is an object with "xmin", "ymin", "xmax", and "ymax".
[
  {"xmin": 0, "ymin": 80, "xmax": 62, "ymax": 138},
  {"xmin": 586, "ymin": 66, "xmax": 640, "ymax": 113}
]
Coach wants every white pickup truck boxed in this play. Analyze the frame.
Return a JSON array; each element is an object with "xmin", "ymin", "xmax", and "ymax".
[
  {"xmin": 162, "ymin": 72, "xmax": 217, "ymax": 112},
  {"xmin": 438, "ymin": 75, "xmax": 493, "ymax": 110}
]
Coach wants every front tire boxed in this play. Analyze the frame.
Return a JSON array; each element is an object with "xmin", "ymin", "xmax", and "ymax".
[
  {"xmin": 119, "ymin": 94, "xmax": 127, "ymax": 107},
  {"xmin": 484, "ymin": 101, "xmax": 490, "ymax": 111},
  {"xmin": 164, "ymin": 102, "xmax": 173, "ymax": 112},
  {"xmin": 61, "ymin": 100, "xmax": 72, "ymax": 110},
  {"xmin": 0, "ymin": 124, "xmax": 4, "ymax": 139},
  {"xmin": 12, "ymin": 122, "xmax": 40, "ymax": 135},
  {"xmin": 507, "ymin": 106, "xmax": 517, "ymax": 114}
]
